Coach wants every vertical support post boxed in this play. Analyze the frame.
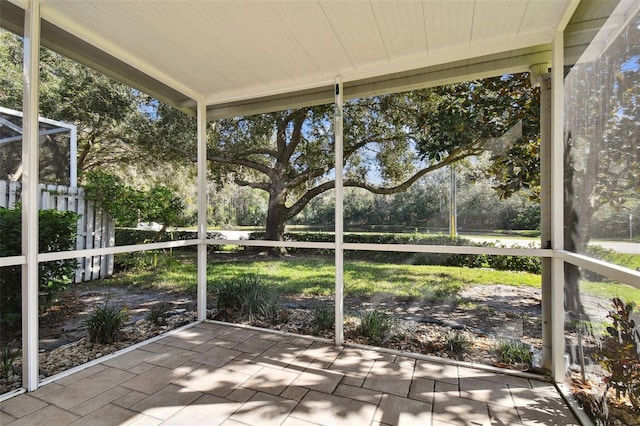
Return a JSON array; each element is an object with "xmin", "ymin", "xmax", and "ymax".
[
  {"xmin": 551, "ymin": 30, "xmax": 566, "ymax": 383},
  {"xmin": 22, "ymin": 0, "xmax": 41, "ymax": 392},
  {"xmin": 197, "ymin": 100, "xmax": 208, "ymax": 321},
  {"xmin": 536, "ymin": 68, "xmax": 552, "ymax": 370},
  {"xmin": 449, "ymin": 165, "xmax": 457, "ymax": 238},
  {"xmin": 69, "ymin": 125, "xmax": 78, "ymax": 187},
  {"xmin": 334, "ymin": 77, "xmax": 344, "ymax": 346}
]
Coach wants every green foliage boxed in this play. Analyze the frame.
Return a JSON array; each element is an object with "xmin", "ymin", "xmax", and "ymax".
[
  {"xmin": 594, "ymin": 298, "xmax": 640, "ymax": 412},
  {"xmin": 497, "ymin": 339, "xmax": 532, "ymax": 366},
  {"xmin": 0, "ymin": 343, "xmax": 20, "ymax": 381},
  {"xmin": 445, "ymin": 330, "xmax": 472, "ymax": 355},
  {"xmin": 248, "ymin": 231, "xmax": 541, "ymax": 273},
  {"xmin": 0, "ymin": 207, "xmax": 78, "ymax": 325},
  {"xmin": 146, "ymin": 304, "xmax": 167, "ymax": 326},
  {"xmin": 85, "ymin": 302, "xmax": 128, "ymax": 345},
  {"xmin": 312, "ymin": 303, "xmax": 335, "ymax": 332},
  {"xmin": 84, "ymin": 171, "xmax": 184, "ymax": 229},
  {"xmin": 358, "ymin": 311, "xmax": 393, "ymax": 344},
  {"xmin": 213, "ymin": 276, "xmax": 284, "ymax": 324}
]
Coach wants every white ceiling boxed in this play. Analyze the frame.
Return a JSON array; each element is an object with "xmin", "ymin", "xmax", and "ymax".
[{"xmin": 1, "ymin": 0, "xmax": 618, "ymax": 118}]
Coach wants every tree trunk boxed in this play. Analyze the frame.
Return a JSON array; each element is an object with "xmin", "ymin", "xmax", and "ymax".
[{"xmin": 263, "ymin": 188, "xmax": 288, "ymax": 256}]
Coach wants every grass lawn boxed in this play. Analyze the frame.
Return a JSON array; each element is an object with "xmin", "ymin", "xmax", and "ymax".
[{"xmin": 106, "ymin": 250, "xmax": 639, "ymax": 303}]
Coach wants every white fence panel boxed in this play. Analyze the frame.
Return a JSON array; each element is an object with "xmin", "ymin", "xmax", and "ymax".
[{"xmin": 0, "ymin": 180, "xmax": 114, "ymax": 282}]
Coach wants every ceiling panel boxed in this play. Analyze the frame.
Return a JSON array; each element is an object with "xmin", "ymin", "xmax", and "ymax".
[{"xmin": 1, "ymin": 0, "xmax": 612, "ymax": 118}]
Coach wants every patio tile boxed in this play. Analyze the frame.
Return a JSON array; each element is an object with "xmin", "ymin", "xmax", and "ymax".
[
  {"xmin": 121, "ymin": 413, "xmax": 163, "ymax": 426},
  {"xmin": 101, "ymin": 349, "xmax": 156, "ymax": 371},
  {"xmin": 232, "ymin": 337, "xmax": 277, "ymax": 355},
  {"xmin": 4, "ymin": 404, "xmax": 79, "ymax": 426},
  {"xmin": 291, "ymin": 367, "xmax": 344, "ymax": 394},
  {"xmin": 162, "ymin": 393, "xmax": 241, "ymax": 425},
  {"xmin": 300, "ymin": 341, "xmax": 343, "ymax": 362},
  {"xmin": 129, "ymin": 383, "xmax": 202, "ymax": 420},
  {"xmin": 174, "ymin": 365, "xmax": 251, "ymax": 396},
  {"xmin": 121, "ymin": 365, "xmax": 186, "ymax": 395},
  {"xmin": 518, "ymin": 405, "xmax": 580, "ymax": 426},
  {"xmin": 289, "ymin": 389, "xmax": 378, "ymax": 426},
  {"xmin": 281, "ymin": 417, "xmax": 323, "ymax": 426},
  {"xmin": 128, "ymin": 362, "xmax": 157, "ymax": 375},
  {"xmin": 218, "ymin": 328, "xmax": 257, "ymax": 343},
  {"xmin": 112, "ymin": 390, "xmax": 149, "ymax": 409},
  {"xmin": 280, "ymin": 385, "xmax": 309, "ymax": 401},
  {"xmin": 146, "ymin": 346, "xmax": 199, "ymax": 368},
  {"xmin": 0, "ymin": 410, "xmax": 16, "ymax": 424},
  {"xmin": 329, "ymin": 354, "xmax": 375, "ymax": 377},
  {"xmin": 458, "ymin": 376, "xmax": 514, "ymax": 407},
  {"xmin": 222, "ymin": 358, "xmax": 264, "ymax": 376},
  {"xmin": 40, "ymin": 367, "xmax": 135, "ymax": 409},
  {"xmin": 432, "ymin": 393, "xmax": 492, "ymax": 426},
  {"xmin": 54, "ymin": 364, "xmax": 107, "ymax": 385},
  {"xmin": 191, "ymin": 346, "xmax": 243, "ymax": 368},
  {"xmin": 333, "ymin": 383, "xmax": 383, "ymax": 405},
  {"xmin": 69, "ymin": 403, "xmax": 138, "ymax": 426},
  {"xmin": 229, "ymin": 391, "xmax": 298, "ymax": 426},
  {"xmin": 242, "ymin": 366, "xmax": 300, "ymax": 395},
  {"xmin": 341, "ymin": 373, "xmax": 365, "ymax": 387},
  {"xmin": 457, "ymin": 366, "xmax": 531, "ymax": 388},
  {"xmin": 363, "ymin": 360, "xmax": 413, "ymax": 397},
  {"xmin": 0, "ymin": 394, "xmax": 47, "ymax": 418},
  {"xmin": 488, "ymin": 403, "xmax": 521, "ymax": 424},
  {"xmin": 408, "ymin": 377, "xmax": 435, "ymax": 403},
  {"xmin": 68, "ymin": 385, "xmax": 130, "ymax": 416},
  {"xmin": 413, "ymin": 360, "xmax": 458, "ymax": 385},
  {"xmin": 30, "ymin": 382, "xmax": 63, "ymax": 397},
  {"xmin": 226, "ymin": 387, "xmax": 257, "ymax": 403},
  {"xmin": 255, "ymin": 343, "xmax": 308, "ymax": 367},
  {"xmin": 434, "ymin": 380, "xmax": 459, "ymax": 396},
  {"xmin": 374, "ymin": 393, "xmax": 432, "ymax": 426}
]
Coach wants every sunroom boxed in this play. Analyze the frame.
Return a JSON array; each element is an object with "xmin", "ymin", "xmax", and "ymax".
[{"xmin": 0, "ymin": 0, "xmax": 639, "ymax": 424}]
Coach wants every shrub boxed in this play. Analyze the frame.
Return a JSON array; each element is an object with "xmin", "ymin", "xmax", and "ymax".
[
  {"xmin": 0, "ymin": 207, "xmax": 78, "ymax": 325},
  {"xmin": 358, "ymin": 310, "xmax": 393, "ymax": 344},
  {"xmin": 497, "ymin": 339, "xmax": 532, "ymax": 365},
  {"xmin": 312, "ymin": 303, "xmax": 335, "ymax": 332},
  {"xmin": 246, "ymin": 231, "xmax": 541, "ymax": 273},
  {"xmin": 594, "ymin": 298, "xmax": 640, "ymax": 412},
  {"xmin": 445, "ymin": 330, "xmax": 472, "ymax": 355},
  {"xmin": 214, "ymin": 275, "xmax": 283, "ymax": 323},
  {"xmin": 85, "ymin": 302, "xmax": 128, "ymax": 344},
  {"xmin": 0, "ymin": 342, "xmax": 20, "ymax": 381},
  {"xmin": 147, "ymin": 304, "xmax": 167, "ymax": 326}
]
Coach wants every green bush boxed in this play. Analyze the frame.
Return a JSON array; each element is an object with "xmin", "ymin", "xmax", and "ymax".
[
  {"xmin": 445, "ymin": 330, "xmax": 472, "ymax": 355},
  {"xmin": 497, "ymin": 339, "xmax": 532, "ymax": 365},
  {"xmin": 0, "ymin": 207, "xmax": 78, "ymax": 326},
  {"xmin": 85, "ymin": 302, "xmax": 128, "ymax": 344},
  {"xmin": 247, "ymin": 231, "xmax": 541, "ymax": 273},
  {"xmin": 213, "ymin": 275, "xmax": 283, "ymax": 323},
  {"xmin": 312, "ymin": 303, "xmax": 335, "ymax": 332},
  {"xmin": 358, "ymin": 310, "xmax": 393, "ymax": 344},
  {"xmin": 594, "ymin": 298, "xmax": 640, "ymax": 412},
  {"xmin": 115, "ymin": 228, "xmax": 225, "ymax": 250},
  {"xmin": 0, "ymin": 342, "xmax": 20, "ymax": 381}
]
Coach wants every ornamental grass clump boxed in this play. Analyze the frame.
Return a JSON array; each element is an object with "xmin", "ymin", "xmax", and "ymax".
[
  {"xmin": 85, "ymin": 302, "xmax": 128, "ymax": 345},
  {"xmin": 358, "ymin": 310, "xmax": 393, "ymax": 344},
  {"xmin": 497, "ymin": 339, "xmax": 532, "ymax": 366}
]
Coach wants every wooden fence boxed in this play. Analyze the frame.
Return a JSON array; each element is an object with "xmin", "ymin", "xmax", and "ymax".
[{"xmin": 0, "ymin": 180, "xmax": 114, "ymax": 282}]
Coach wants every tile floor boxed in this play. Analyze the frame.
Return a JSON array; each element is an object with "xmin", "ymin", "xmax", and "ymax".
[{"xmin": 0, "ymin": 322, "xmax": 580, "ymax": 425}]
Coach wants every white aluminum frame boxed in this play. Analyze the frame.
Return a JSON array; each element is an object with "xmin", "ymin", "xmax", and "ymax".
[
  {"xmin": 0, "ymin": 106, "xmax": 78, "ymax": 187},
  {"xmin": 8, "ymin": 0, "xmax": 640, "ymax": 398}
]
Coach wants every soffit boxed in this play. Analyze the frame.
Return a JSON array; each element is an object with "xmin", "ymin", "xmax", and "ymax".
[{"xmin": 0, "ymin": 0, "xmax": 618, "ymax": 118}]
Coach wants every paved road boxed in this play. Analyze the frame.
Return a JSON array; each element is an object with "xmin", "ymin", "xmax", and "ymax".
[{"xmin": 215, "ymin": 230, "xmax": 640, "ymax": 254}]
